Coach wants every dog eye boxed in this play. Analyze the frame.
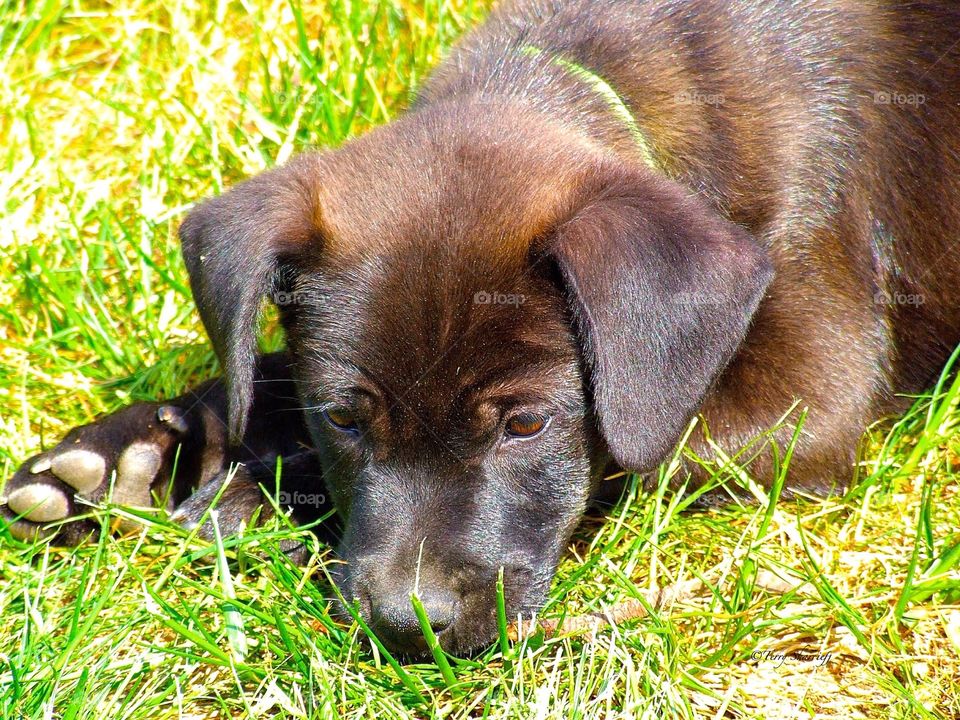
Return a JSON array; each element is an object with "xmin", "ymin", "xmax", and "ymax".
[
  {"xmin": 505, "ymin": 412, "xmax": 550, "ymax": 439},
  {"xmin": 322, "ymin": 407, "xmax": 359, "ymax": 434}
]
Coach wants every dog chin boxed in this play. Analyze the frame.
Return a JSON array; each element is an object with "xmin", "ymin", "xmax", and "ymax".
[
  {"xmin": 330, "ymin": 568, "xmax": 552, "ymax": 657},
  {"xmin": 327, "ymin": 595, "xmax": 500, "ymax": 658}
]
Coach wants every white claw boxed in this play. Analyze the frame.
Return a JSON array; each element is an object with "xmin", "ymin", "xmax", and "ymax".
[
  {"xmin": 169, "ymin": 507, "xmax": 198, "ymax": 530},
  {"xmin": 50, "ymin": 450, "xmax": 105, "ymax": 494},
  {"xmin": 157, "ymin": 405, "xmax": 190, "ymax": 435},
  {"xmin": 30, "ymin": 457, "xmax": 52, "ymax": 474},
  {"xmin": 7, "ymin": 483, "xmax": 69, "ymax": 522}
]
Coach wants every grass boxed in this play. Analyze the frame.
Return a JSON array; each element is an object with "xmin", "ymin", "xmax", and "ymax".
[{"xmin": 1, "ymin": 0, "xmax": 959, "ymax": 717}]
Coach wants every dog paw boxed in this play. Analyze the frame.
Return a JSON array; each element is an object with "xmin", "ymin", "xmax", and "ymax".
[
  {"xmin": 169, "ymin": 466, "xmax": 272, "ymax": 536},
  {"xmin": 1, "ymin": 402, "xmax": 193, "ymax": 543},
  {"xmin": 169, "ymin": 466, "xmax": 314, "ymax": 564}
]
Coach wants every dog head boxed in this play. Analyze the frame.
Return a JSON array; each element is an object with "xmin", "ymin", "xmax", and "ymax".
[{"xmin": 179, "ymin": 103, "xmax": 772, "ymax": 654}]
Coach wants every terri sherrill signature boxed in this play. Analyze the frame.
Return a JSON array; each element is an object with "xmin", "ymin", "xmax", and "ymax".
[{"xmin": 751, "ymin": 649, "xmax": 833, "ymax": 668}]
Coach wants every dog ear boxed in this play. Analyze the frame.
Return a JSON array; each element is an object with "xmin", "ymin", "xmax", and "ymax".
[
  {"xmin": 545, "ymin": 164, "xmax": 773, "ymax": 471},
  {"xmin": 179, "ymin": 153, "xmax": 322, "ymax": 444}
]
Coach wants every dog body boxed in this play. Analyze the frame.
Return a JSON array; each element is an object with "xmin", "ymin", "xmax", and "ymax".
[{"xmin": 4, "ymin": 0, "xmax": 960, "ymax": 653}]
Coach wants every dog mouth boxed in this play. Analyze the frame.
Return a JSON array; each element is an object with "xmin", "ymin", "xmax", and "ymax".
[
  {"xmin": 329, "ymin": 592, "xmax": 494, "ymax": 658},
  {"xmin": 328, "ymin": 562, "xmax": 543, "ymax": 657}
]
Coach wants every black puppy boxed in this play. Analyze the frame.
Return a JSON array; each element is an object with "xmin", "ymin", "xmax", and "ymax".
[{"xmin": 4, "ymin": 0, "xmax": 960, "ymax": 654}]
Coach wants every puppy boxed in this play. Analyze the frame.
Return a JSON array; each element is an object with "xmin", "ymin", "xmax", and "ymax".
[{"xmin": 4, "ymin": 0, "xmax": 960, "ymax": 654}]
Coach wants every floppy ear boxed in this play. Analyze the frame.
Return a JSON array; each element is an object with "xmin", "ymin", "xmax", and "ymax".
[
  {"xmin": 179, "ymin": 153, "xmax": 322, "ymax": 444},
  {"xmin": 546, "ymin": 164, "xmax": 773, "ymax": 471}
]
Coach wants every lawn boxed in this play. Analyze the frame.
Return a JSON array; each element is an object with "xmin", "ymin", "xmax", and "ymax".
[{"xmin": 1, "ymin": 1, "xmax": 959, "ymax": 718}]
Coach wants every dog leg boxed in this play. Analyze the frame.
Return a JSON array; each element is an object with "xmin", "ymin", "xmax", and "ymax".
[
  {"xmin": 1, "ymin": 352, "xmax": 317, "ymax": 543},
  {"xmin": 169, "ymin": 449, "xmax": 332, "ymax": 563},
  {"xmin": 687, "ymin": 273, "xmax": 890, "ymax": 498}
]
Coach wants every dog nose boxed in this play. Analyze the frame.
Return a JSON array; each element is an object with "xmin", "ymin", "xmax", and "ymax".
[{"xmin": 369, "ymin": 585, "xmax": 458, "ymax": 651}]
